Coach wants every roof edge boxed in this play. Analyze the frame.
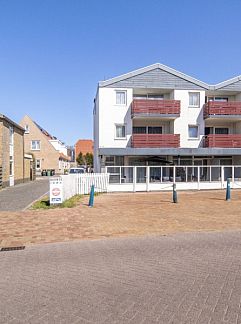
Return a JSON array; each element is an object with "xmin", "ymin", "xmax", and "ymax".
[
  {"xmin": 98, "ymin": 63, "xmax": 241, "ymax": 91},
  {"xmin": 0, "ymin": 114, "xmax": 25, "ymax": 131},
  {"xmin": 214, "ymin": 75, "xmax": 241, "ymax": 90},
  {"xmin": 98, "ymin": 63, "xmax": 210, "ymax": 89}
]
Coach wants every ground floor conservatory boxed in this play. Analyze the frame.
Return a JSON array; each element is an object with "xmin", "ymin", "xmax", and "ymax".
[{"xmin": 97, "ymin": 149, "xmax": 241, "ymax": 191}]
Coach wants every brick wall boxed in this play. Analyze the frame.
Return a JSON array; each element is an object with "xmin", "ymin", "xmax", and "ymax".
[
  {"xmin": 0, "ymin": 119, "xmax": 25, "ymax": 187},
  {"xmin": 19, "ymin": 115, "xmax": 60, "ymax": 173},
  {"xmin": 75, "ymin": 139, "xmax": 93, "ymax": 158}
]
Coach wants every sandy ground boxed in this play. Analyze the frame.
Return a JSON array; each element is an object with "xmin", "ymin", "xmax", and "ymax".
[{"xmin": 1, "ymin": 190, "xmax": 241, "ymax": 247}]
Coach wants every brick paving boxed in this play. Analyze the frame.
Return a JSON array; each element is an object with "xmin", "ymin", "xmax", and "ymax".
[
  {"xmin": 1, "ymin": 190, "xmax": 241, "ymax": 247},
  {"xmin": 0, "ymin": 178, "xmax": 49, "ymax": 211},
  {"xmin": 1, "ymin": 231, "xmax": 241, "ymax": 323}
]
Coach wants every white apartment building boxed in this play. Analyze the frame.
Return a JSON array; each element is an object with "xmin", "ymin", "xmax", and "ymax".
[{"xmin": 93, "ymin": 63, "xmax": 241, "ymax": 190}]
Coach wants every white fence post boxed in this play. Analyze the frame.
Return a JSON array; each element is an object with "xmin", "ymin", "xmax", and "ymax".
[
  {"xmin": 133, "ymin": 167, "xmax": 136, "ymax": 192},
  {"xmin": 146, "ymin": 166, "xmax": 150, "ymax": 192},
  {"xmin": 221, "ymin": 166, "xmax": 224, "ymax": 189},
  {"xmin": 197, "ymin": 166, "xmax": 200, "ymax": 190}
]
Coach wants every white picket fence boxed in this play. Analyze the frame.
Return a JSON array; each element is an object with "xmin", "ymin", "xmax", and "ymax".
[
  {"xmin": 75, "ymin": 173, "xmax": 110, "ymax": 194},
  {"xmin": 49, "ymin": 173, "xmax": 109, "ymax": 203}
]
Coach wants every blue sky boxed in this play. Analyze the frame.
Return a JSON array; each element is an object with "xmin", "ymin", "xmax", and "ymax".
[{"xmin": 1, "ymin": 0, "xmax": 241, "ymax": 145}]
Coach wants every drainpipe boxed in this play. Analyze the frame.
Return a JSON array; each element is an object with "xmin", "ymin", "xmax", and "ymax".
[{"xmin": 23, "ymin": 133, "xmax": 25, "ymax": 183}]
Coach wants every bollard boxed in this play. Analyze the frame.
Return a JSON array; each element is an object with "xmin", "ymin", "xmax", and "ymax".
[
  {"xmin": 173, "ymin": 183, "xmax": 178, "ymax": 203},
  {"xmin": 226, "ymin": 178, "xmax": 231, "ymax": 201},
  {"xmin": 88, "ymin": 185, "xmax": 95, "ymax": 207}
]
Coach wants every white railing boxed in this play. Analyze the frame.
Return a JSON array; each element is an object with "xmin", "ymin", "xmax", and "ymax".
[
  {"xmin": 105, "ymin": 165, "xmax": 241, "ymax": 192},
  {"xmin": 49, "ymin": 173, "xmax": 109, "ymax": 203}
]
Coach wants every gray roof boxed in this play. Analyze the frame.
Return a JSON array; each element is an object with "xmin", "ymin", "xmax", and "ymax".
[{"xmin": 98, "ymin": 63, "xmax": 241, "ymax": 91}]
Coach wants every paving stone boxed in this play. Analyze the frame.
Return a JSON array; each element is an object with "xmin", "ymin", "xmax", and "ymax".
[
  {"xmin": 1, "ymin": 231, "xmax": 241, "ymax": 323},
  {"xmin": 0, "ymin": 178, "xmax": 49, "ymax": 211}
]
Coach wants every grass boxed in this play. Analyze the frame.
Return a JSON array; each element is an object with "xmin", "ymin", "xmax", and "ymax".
[{"xmin": 31, "ymin": 194, "xmax": 83, "ymax": 210}]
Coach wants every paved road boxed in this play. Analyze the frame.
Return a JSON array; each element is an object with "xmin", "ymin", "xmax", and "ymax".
[
  {"xmin": 1, "ymin": 231, "xmax": 241, "ymax": 323},
  {"xmin": 0, "ymin": 179, "xmax": 49, "ymax": 211}
]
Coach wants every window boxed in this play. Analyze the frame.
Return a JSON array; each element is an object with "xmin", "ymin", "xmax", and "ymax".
[
  {"xmin": 189, "ymin": 92, "xmax": 200, "ymax": 107},
  {"xmin": 25, "ymin": 125, "xmax": 30, "ymax": 133},
  {"xmin": 133, "ymin": 126, "xmax": 162, "ymax": 134},
  {"xmin": 188, "ymin": 125, "xmax": 198, "ymax": 138},
  {"xmin": 133, "ymin": 94, "xmax": 164, "ymax": 100},
  {"xmin": 148, "ymin": 127, "xmax": 162, "ymax": 134},
  {"xmin": 147, "ymin": 94, "xmax": 164, "ymax": 100},
  {"xmin": 215, "ymin": 128, "xmax": 229, "ymax": 135},
  {"xmin": 9, "ymin": 126, "xmax": 14, "ymax": 145},
  {"xmin": 207, "ymin": 97, "xmax": 228, "ymax": 102},
  {"xmin": 115, "ymin": 125, "xmax": 126, "ymax": 138},
  {"xmin": 133, "ymin": 127, "xmax": 146, "ymax": 134},
  {"xmin": 105, "ymin": 156, "xmax": 115, "ymax": 166},
  {"xmin": 116, "ymin": 91, "xmax": 126, "ymax": 105},
  {"xmin": 10, "ymin": 161, "xmax": 13, "ymax": 176},
  {"xmin": 31, "ymin": 140, "xmax": 40, "ymax": 150},
  {"xmin": 9, "ymin": 155, "xmax": 14, "ymax": 176},
  {"xmin": 36, "ymin": 159, "xmax": 41, "ymax": 169}
]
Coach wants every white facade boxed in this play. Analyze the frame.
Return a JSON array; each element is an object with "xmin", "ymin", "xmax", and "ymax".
[
  {"xmin": 49, "ymin": 140, "xmax": 68, "ymax": 156},
  {"xmin": 94, "ymin": 63, "xmax": 241, "ymax": 172}
]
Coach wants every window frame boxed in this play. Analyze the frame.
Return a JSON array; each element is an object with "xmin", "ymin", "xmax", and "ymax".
[
  {"xmin": 36, "ymin": 159, "xmax": 41, "ymax": 169},
  {"xmin": 115, "ymin": 90, "xmax": 127, "ymax": 106},
  {"xmin": 133, "ymin": 126, "xmax": 147, "ymax": 134},
  {"xmin": 31, "ymin": 140, "xmax": 41, "ymax": 150},
  {"xmin": 24, "ymin": 125, "xmax": 30, "ymax": 134},
  {"xmin": 214, "ymin": 127, "xmax": 229, "ymax": 135},
  {"xmin": 188, "ymin": 92, "xmax": 200, "ymax": 108},
  {"xmin": 9, "ymin": 126, "xmax": 14, "ymax": 145},
  {"xmin": 115, "ymin": 124, "xmax": 126, "ymax": 139},
  {"xmin": 147, "ymin": 126, "xmax": 162, "ymax": 134},
  {"xmin": 188, "ymin": 125, "xmax": 199, "ymax": 139}
]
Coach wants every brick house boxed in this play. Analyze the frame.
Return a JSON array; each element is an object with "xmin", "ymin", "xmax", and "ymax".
[
  {"xmin": 19, "ymin": 115, "xmax": 70, "ymax": 175},
  {"xmin": 75, "ymin": 139, "xmax": 93, "ymax": 160},
  {"xmin": 0, "ymin": 114, "xmax": 30, "ymax": 187}
]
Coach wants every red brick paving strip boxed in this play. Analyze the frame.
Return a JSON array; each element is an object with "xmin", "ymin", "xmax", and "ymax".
[{"xmin": 1, "ymin": 190, "xmax": 241, "ymax": 247}]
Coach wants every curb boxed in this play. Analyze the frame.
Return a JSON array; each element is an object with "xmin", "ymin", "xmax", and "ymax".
[{"xmin": 23, "ymin": 191, "xmax": 49, "ymax": 211}]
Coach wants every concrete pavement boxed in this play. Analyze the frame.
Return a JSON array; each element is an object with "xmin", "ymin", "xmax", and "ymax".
[
  {"xmin": 0, "ymin": 178, "xmax": 49, "ymax": 211},
  {"xmin": 1, "ymin": 231, "xmax": 241, "ymax": 323}
]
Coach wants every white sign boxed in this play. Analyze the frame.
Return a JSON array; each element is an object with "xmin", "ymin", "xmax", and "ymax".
[{"xmin": 49, "ymin": 179, "xmax": 63, "ymax": 204}]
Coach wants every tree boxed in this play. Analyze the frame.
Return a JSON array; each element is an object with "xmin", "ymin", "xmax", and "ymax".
[
  {"xmin": 76, "ymin": 152, "xmax": 85, "ymax": 166},
  {"xmin": 85, "ymin": 152, "xmax": 93, "ymax": 167}
]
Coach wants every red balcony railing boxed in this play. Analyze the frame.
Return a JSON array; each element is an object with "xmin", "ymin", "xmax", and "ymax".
[
  {"xmin": 132, "ymin": 99, "xmax": 180, "ymax": 116},
  {"xmin": 131, "ymin": 134, "xmax": 180, "ymax": 148},
  {"xmin": 204, "ymin": 101, "xmax": 241, "ymax": 118},
  {"xmin": 204, "ymin": 134, "xmax": 241, "ymax": 148}
]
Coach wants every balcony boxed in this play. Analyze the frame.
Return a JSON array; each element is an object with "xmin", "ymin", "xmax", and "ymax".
[
  {"xmin": 204, "ymin": 101, "xmax": 241, "ymax": 119},
  {"xmin": 131, "ymin": 99, "xmax": 180, "ymax": 118},
  {"xmin": 204, "ymin": 134, "xmax": 241, "ymax": 148},
  {"xmin": 131, "ymin": 134, "xmax": 180, "ymax": 148}
]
